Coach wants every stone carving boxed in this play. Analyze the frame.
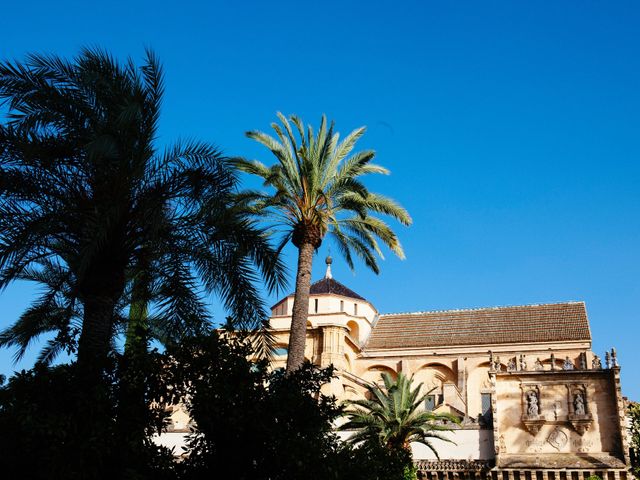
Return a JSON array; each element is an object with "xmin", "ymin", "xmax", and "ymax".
[
  {"xmin": 507, "ymin": 357, "xmax": 517, "ymax": 372},
  {"xmin": 519, "ymin": 354, "xmax": 527, "ymax": 371},
  {"xmin": 522, "ymin": 386, "xmax": 544, "ymax": 434},
  {"xmin": 563, "ymin": 356, "xmax": 574, "ymax": 370},
  {"xmin": 567, "ymin": 385, "xmax": 593, "ymax": 435},
  {"xmin": 605, "ymin": 351, "xmax": 611, "ymax": 368},
  {"xmin": 579, "ymin": 352, "xmax": 587, "ymax": 370},
  {"xmin": 525, "ymin": 439, "xmax": 544, "ymax": 453},
  {"xmin": 592, "ymin": 354, "xmax": 602, "ymax": 369},
  {"xmin": 574, "ymin": 392, "xmax": 586, "ymax": 415},
  {"xmin": 550, "ymin": 353, "xmax": 556, "ymax": 371},
  {"xmin": 494, "ymin": 355, "xmax": 502, "ymax": 372},
  {"xmin": 572, "ymin": 438, "xmax": 594, "ymax": 453},
  {"xmin": 547, "ymin": 427, "xmax": 568, "ymax": 450},
  {"xmin": 527, "ymin": 391, "xmax": 539, "ymax": 416},
  {"xmin": 611, "ymin": 348, "xmax": 619, "ymax": 367},
  {"xmin": 415, "ymin": 459, "xmax": 492, "ymax": 472},
  {"xmin": 499, "ymin": 434, "xmax": 506, "ymax": 454},
  {"xmin": 534, "ymin": 358, "xmax": 544, "ymax": 370}
]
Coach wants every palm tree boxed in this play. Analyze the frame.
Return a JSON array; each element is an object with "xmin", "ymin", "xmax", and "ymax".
[
  {"xmin": 340, "ymin": 372, "xmax": 459, "ymax": 456},
  {"xmin": 234, "ymin": 113, "xmax": 411, "ymax": 371},
  {"xmin": 0, "ymin": 49, "xmax": 286, "ymax": 383}
]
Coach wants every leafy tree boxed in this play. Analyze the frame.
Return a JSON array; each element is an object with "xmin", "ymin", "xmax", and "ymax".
[
  {"xmin": 340, "ymin": 372, "xmax": 459, "ymax": 456},
  {"xmin": 0, "ymin": 48, "xmax": 287, "ymax": 463},
  {"xmin": 629, "ymin": 402, "xmax": 640, "ymax": 476},
  {"xmin": 234, "ymin": 113, "xmax": 411, "ymax": 371},
  {"xmin": 0, "ymin": 49, "xmax": 286, "ymax": 381},
  {"xmin": 0, "ymin": 360, "xmax": 175, "ymax": 480},
  {"xmin": 163, "ymin": 331, "xmax": 409, "ymax": 480}
]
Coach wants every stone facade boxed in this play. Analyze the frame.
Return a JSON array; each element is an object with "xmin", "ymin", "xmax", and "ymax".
[
  {"xmin": 157, "ymin": 260, "xmax": 631, "ymax": 478},
  {"xmin": 266, "ymin": 260, "xmax": 631, "ymax": 477}
]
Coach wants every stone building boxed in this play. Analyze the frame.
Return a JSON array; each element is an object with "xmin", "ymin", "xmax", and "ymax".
[{"xmin": 266, "ymin": 257, "xmax": 631, "ymax": 479}]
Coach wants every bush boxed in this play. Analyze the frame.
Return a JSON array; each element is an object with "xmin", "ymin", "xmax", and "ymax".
[
  {"xmin": 0, "ymin": 360, "xmax": 175, "ymax": 480},
  {"xmin": 0, "ymin": 332, "xmax": 411, "ymax": 479},
  {"xmin": 165, "ymin": 332, "xmax": 410, "ymax": 480}
]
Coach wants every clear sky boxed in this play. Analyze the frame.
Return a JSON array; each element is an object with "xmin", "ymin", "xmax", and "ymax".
[{"xmin": 1, "ymin": 1, "xmax": 638, "ymax": 399}]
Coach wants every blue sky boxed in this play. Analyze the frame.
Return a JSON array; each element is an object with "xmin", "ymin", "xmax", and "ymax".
[{"xmin": 1, "ymin": 1, "xmax": 638, "ymax": 399}]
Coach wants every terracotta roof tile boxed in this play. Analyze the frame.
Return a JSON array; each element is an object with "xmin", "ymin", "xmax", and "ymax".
[{"xmin": 365, "ymin": 302, "xmax": 590, "ymax": 350}]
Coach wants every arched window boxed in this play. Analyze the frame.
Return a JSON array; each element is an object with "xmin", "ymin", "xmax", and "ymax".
[{"xmin": 347, "ymin": 320, "xmax": 360, "ymax": 343}]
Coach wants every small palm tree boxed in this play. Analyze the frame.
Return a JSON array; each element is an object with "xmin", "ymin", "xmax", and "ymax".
[
  {"xmin": 340, "ymin": 372, "xmax": 459, "ymax": 456},
  {"xmin": 235, "ymin": 113, "xmax": 411, "ymax": 371}
]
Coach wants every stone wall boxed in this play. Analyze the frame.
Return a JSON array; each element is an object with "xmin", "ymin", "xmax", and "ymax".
[{"xmin": 494, "ymin": 368, "xmax": 627, "ymax": 470}]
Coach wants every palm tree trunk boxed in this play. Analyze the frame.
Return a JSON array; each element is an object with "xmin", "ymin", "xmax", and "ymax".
[
  {"xmin": 286, "ymin": 241, "xmax": 314, "ymax": 372},
  {"xmin": 77, "ymin": 295, "xmax": 118, "ymax": 374},
  {"xmin": 124, "ymin": 275, "xmax": 150, "ymax": 356},
  {"xmin": 117, "ymin": 258, "xmax": 151, "ymax": 455},
  {"xmin": 76, "ymin": 251, "xmax": 127, "ymax": 380}
]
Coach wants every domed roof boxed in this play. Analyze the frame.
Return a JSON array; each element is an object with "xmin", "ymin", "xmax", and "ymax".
[{"xmin": 309, "ymin": 277, "xmax": 366, "ymax": 301}]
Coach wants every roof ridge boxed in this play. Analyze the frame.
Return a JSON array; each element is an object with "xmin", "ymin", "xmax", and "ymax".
[{"xmin": 380, "ymin": 300, "xmax": 585, "ymax": 317}]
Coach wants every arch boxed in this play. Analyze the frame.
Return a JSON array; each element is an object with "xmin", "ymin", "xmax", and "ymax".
[
  {"xmin": 344, "ymin": 384, "xmax": 360, "ymax": 401},
  {"xmin": 346, "ymin": 320, "xmax": 360, "ymax": 344},
  {"xmin": 413, "ymin": 363, "xmax": 457, "ymax": 398},
  {"xmin": 467, "ymin": 361, "xmax": 494, "ymax": 418},
  {"xmin": 416, "ymin": 361, "xmax": 456, "ymax": 374},
  {"xmin": 362, "ymin": 364, "xmax": 397, "ymax": 385}
]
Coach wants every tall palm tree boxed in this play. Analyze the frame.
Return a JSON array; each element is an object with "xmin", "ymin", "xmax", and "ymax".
[
  {"xmin": 340, "ymin": 372, "xmax": 458, "ymax": 456},
  {"xmin": 234, "ymin": 113, "xmax": 411, "ymax": 371},
  {"xmin": 0, "ymin": 49, "xmax": 286, "ymax": 384}
]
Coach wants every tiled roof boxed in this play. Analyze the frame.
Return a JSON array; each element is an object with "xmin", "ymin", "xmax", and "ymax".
[
  {"xmin": 365, "ymin": 302, "xmax": 590, "ymax": 350},
  {"xmin": 309, "ymin": 277, "xmax": 366, "ymax": 301}
]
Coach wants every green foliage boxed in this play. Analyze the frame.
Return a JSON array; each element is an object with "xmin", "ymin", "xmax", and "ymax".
[
  {"xmin": 0, "ymin": 49, "xmax": 287, "ymax": 373},
  {"xmin": 403, "ymin": 463, "xmax": 419, "ymax": 480},
  {"xmin": 235, "ymin": 113, "xmax": 412, "ymax": 272},
  {"xmin": 163, "ymin": 331, "xmax": 410, "ymax": 480},
  {"xmin": 236, "ymin": 113, "xmax": 412, "ymax": 370},
  {"xmin": 341, "ymin": 372, "xmax": 460, "ymax": 457},
  {"xmin": 0, "ymin": 330, "xmax": 413, "ymax": 479},
  {"xmin": 0, "ymin": 359, "xmax": 175, "ymax": 480},
  {"xmin": 629, "ymin": 402, "xmax": 640, "ymax": 476}
]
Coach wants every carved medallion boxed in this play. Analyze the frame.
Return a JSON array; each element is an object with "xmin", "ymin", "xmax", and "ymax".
[{"xmin": 547, "ymin": 427, "xmax": 568, "ymax": 450}]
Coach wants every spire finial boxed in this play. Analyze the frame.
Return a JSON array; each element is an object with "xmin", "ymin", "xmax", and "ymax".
[{"xmin": 325, "ymin": 255, "xmax": 333, "ymax": 279}]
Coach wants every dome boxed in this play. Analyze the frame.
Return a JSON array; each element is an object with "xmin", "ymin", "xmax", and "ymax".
[{"xmin": 309, "ymin": 277, "xmax": 366, "ymax": 301}]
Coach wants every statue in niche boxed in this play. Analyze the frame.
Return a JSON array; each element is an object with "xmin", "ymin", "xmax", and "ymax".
[
  {"xmin": 507, "ymin": 358, "xmax": 517, "ymax": 372},
  {"xmin": 592, "ymin": 355, "xmax": 602, "ymax": 370},
  {"xmin": 527, "ymin": 391, "xmax": 540, "ymax": 416},
  {"xmin": 534, "ymin": 358, "xmax": 544, "ymax": 371},
  {"xmin": 574, "ymin": 392, "xmax": 586, "ymax": 415},
  {"xmin": 520, "ymin": 354, "xmax": 527, "ymax": 371},
  {"xmin": 563, "ymin": 357, "xmax": 574, "ymax": 370}
]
